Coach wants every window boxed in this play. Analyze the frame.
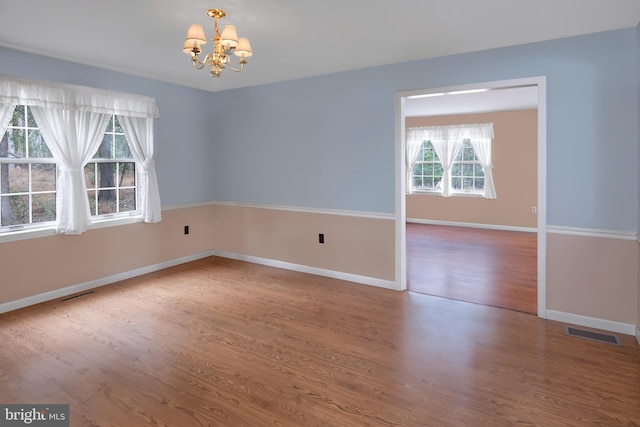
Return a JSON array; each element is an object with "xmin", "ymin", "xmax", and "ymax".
[
  {"xmin": 0, "ymin": 73, "xmax": 160, "ymax": 238},
  {"xmin": 406, "ymin": 123, "xmax": 496, "ymax": 198},
  {"xmin": 451, "ymin": 140, "xmax": 484, "ymax": 194},
  {"xmin": 0, "ymin": 105, "xmax": 56, "ymax": 229},
  {"xmin": 411, "ymin": 139, "xmax": 484, "ymax": 195},
  {"xmin": 1, "ymin": 108, "xmax": 141, "ymax": 233},
  {"xmin": 412, "ymin": 141, "xmax": 443, "ymax": 191},
  {"xmin": 85, "ymin": 115, "xmax": 137, "ymax": 217}
]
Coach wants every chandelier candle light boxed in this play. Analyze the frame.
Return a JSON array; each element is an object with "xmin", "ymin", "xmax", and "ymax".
[{"xmin": 183, "ymin": 8, "xmax": 252, "ymax": 78}]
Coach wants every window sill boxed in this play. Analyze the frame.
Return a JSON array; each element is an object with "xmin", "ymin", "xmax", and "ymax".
[
  {"xmin": 0, "ymin": 215, "xmax": 143, "ymax": 244},
  {"xmin": 409, "ymin": 190, "xmax": 485, "ymax": 198}
]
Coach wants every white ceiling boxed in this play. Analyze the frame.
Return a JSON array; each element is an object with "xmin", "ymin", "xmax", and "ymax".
[
  {"xmin": 405, "ymin": 86, "xmax": 539, "ymax": 117},
  {"xmin": 1, "ymin": 0, "xmax": 639, "ymax": 95}
]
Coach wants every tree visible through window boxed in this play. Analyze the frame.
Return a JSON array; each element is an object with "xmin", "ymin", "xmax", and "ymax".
[
  {"xmin": 84, "ymin": 115, "xmax": 136, "ymax": 216},
  {"xmin": 411, "ymin": 139, "xmax": 485, "ymax": 195},
  {"xmin": 0, "ymin": 105, "xmax": 56, "ymax": 228},
  {"xmin": 451, "ymin": 140, "xmax": 484, "ymax": 193},
  {"xmin": 0, "ymin": 105, "xmax": 137, "ymax": 230},
  {"xmin": 412, "ymin": 141, "xmax": 443, "ymax": 191}
]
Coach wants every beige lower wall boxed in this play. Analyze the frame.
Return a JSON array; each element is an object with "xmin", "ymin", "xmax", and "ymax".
[
  {"xmin": 0, "ymin": 204, "xmax": 395, "ymax": 307},
  {"xmin": 547, "ymin": 232, "xmax": 638, "ymax": 325},
  {"xmin": 2, "ymin": 204, "xmax": 639, "ymax": 334},
  {"xmin": 207, "ymin": 205, "xmax": 395, "ymax": 281}
]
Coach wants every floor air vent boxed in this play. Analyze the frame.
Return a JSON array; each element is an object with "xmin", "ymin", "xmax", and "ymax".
[{"xmin": 564, "ymin": 326, "xmax": 622, "ymax": 346}]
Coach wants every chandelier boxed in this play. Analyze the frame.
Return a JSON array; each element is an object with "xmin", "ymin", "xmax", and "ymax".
[{"xmin": 182, "ymin": 8, "xmax": 253, "ymax": 78}]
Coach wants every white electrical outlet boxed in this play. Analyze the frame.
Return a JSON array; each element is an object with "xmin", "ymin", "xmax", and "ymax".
[{"xmin": 531, "ymin": 206, "xmax": 537, "ymax": 214}]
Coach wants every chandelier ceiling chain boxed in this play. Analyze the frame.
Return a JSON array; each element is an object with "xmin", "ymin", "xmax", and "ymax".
[{"xmin": 182, "ymin": 8, "xmax": 253, "ymax": 78}]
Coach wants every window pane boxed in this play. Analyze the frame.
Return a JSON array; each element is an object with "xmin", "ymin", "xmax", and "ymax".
[
  {"xmin": 463, "ymin": 164, "xmax": 474, "ymax": 176},
  {"xmin": 105, "ymin": 115, "xmax": 114, "ymax": 133},
  {"xmin": 463, "ymin": 178, "xmax": 473, "ymax": 190},
  {"xmin": 424, "ymin": 164, "xmax": 434, "ymax": 176},
  {"xmin": 2, "ymin": 194, "xmax": 29, "ymax": 226},
  {"xmin": 413, "ymin": 177, "xmax": 422, "ymax": 188},
  {"xmin": 463, "ymin": 147, "xmax": 475, "ymax": 161},
  {"xmin": 97, "ymin": 163, "xmax": 117, "ymax": 191},
  {"xmin": 32, "ymin": 193, "xmax": 56, "ymax": 223},
  {"xmin": 434, "ymin": 164, "xmax": 443, "ymax": 176},
  {"xmin": 451, "ymin": 164, "xmax": 461, "ymax": 176},
  {"xmin": 95, "ymin": 135, "xmax": 113, "ymax": 159},
  {"xmin": 119, "ymin": 163, "xmax": 135, "ymax": 186},
  {"xmin": 413, "ymin": 163, "xmax": 423, "ymax": 176},
  {"xmin": 84, "ymin": 163, "xmax": 96, "ymax": 188},
  {"xmin": 5, "ymin": 129, "xmax": 26, "ymax": 158},
  {"xmin": 11, "ymin": 106, "xmax": 25, "ymax": 127},
  {"xmin": 452, "ymin": 177, "xmax": 461, "ymax": 190},
  {"xmin": 119, "ymin": 189, "xmax": 136, "ymax": 212},
  {"xmin": 474, "ymin": 164, "xmax": 485, "ymax": 176},
  {"xmin": 98, "ymin": 193, "xmax": 117, "ymax": 215},
  {"xmin": 32, "ymin": 164, "xmax": 56, "ymax": 192},
  {"xmin": 28, "ymin": 130, "xmax": 52, "ymax": 158},
  {"xmin": 113, "ymin": 116, "xmax": 124, "ymax": 133},
  {"xmin": 476, "ymin": 178, "xmax": 485, "ymax": 190},
  {"xmin": 115, "ymin": 135, "xmax": 132, "ymax": 158},
  {"xmin": 7, "ymin": 164, "xmax": 28, "ymax": 193},
  {"xmin": 26, "ymin": 107, "xmax": 37, "ymax": 128},
  {"xmin": 87, "ymin": 189, "xmax": 97, "ymax": 215}
]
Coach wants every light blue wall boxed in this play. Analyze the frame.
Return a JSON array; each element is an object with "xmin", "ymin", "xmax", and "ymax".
[
  {"xmin": 0, "ymin": 27, "xmax": 638, "ymax": 231},
  {"xmin": 211, "ymin": 28, "xmax": 638, "ymax": 230}
]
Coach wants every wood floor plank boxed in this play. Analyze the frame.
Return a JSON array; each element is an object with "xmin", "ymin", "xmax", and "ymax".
[
  {"xmin": 407, "ymin": 223, "xmax": 538, "ymax": 314},
  {"xmin": 0, "ymin": 256, "xmax": 638, "ymax": 426}
]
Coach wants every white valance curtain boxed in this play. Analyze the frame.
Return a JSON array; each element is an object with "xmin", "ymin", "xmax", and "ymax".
[
  {"xmin": 0, "ymin": 74, "xmax": 160, "ymax": 118},
  {"xmin": 406, "ymin": 123, "xmax": 495, "ymax": 198},
  {"xmin": 0, "ymin": 73, "xmax": 161, "ymax": 234}
]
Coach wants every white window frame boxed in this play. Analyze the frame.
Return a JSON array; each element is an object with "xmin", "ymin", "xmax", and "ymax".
[
  {"xmin": 449, "ymin": 140, "xmax": 485, "ymax": 196},
  {"xmin": 406, "ymin": 123, "xmax": 495, "ymax": 198},
  {"xmin": 0, "ymin": 73, "xmax": 160, "ymax": 243}
]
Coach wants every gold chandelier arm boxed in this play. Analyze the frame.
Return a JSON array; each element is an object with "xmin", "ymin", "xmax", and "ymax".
[
  {"xmin": 191, "ymin": 58, "xmax": 206, "ymax": 70},
  {"xmin": 190, "ymin": 53, "xmax": 215, "ymax": 70},
  {"xmin": 228, "ymin": 58, "xmax": 248, "ymax": 73}
]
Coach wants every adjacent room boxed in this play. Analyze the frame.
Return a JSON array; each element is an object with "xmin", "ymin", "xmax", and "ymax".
[
  {"xmin": 0, "ymin": 1, "xmax": 639, "ymax": 425},
  {"xmin": 404, "ymin": 86, "xmax": 539, "ymax": 314}
]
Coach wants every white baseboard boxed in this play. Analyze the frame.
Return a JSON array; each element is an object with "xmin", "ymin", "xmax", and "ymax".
[
  {"xmin": 0, "ymin": 250, "xmax": 219, "ymax": 315},
  {"xmin": 406, "ymin": 218, "xmax": 536, "ymax": 233},
  {"xmin": 0, "ymin": 250, "xmax": 397, "ymax": 315},
  {"xmin": 209, "ymin": 249, "xmax": 398, "ymax": 291},
  {"xmin": 546, "ymin": 310, "xmax": 636, "ymax": 337}
]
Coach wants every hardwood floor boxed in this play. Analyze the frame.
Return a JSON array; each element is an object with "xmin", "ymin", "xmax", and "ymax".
[
  {"xmin": 1, "ymin": 257, "xmax": 639, "ymax": 426},
  {"xmin": 407, "ymin": 223, "xmax": 538, "ymax": 314}
]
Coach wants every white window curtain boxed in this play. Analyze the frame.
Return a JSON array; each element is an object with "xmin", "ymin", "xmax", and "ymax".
[
  {"xmin": 405, "ymin": 123, "xmax": 494, "ymax": 197},
  {"xmin": 0, "ymin": 73, "xmax": 160, "ymax": 234},
  {"xmin": 30, "ymin": 108, "xmax": 109, "ymax": 234},
  {"xmin": 118, "ymin": 116, "xmax": 162, "ymax": 223},
  {"xmin": 469, "ymin": 137, "xmax": 496, "ymax": 199},
  {"xmin": 0, "ymin": 103, "xmax": 16, "ymax": 134},
  {"xmin": 405, "ymin": 138, "xmax": 423, "ymax": 195},
  {"xmin": 431, "ymin": 135, "xmax": 464, "ymax": 197}
]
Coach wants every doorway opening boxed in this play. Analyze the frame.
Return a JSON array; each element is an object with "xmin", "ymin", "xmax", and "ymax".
[{"xmin": 395, "ymin": 77, "xmax": 547, "ymax": 318}]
